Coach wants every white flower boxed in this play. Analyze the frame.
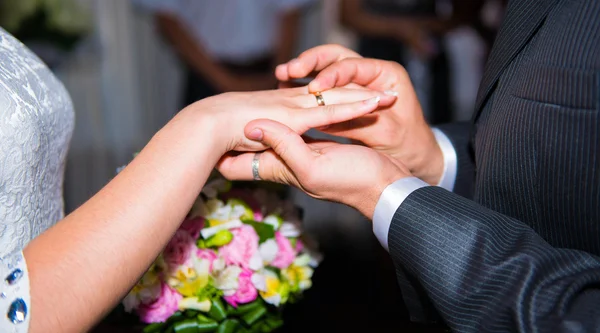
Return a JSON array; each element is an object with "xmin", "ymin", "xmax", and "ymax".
[
  {"xmin": 279, "ymin": 222, "xmax": 301, "ymax": 238},
  {"xmin": 200, "ymin": 219, "xmax": 243, "ymax": 239},
  {"xmin": 179, "ymin": 297, "xmax": 212, "ymax": 312},
  {"xmin": 293, "ymin": 254, "xmax": 311, "ymax": 267},
  {"xmin": 293, "ymin": 252, "xmax": 322, "ymax": 269},
  {"xmin": 258, "ymin": 239, "xmax": 279, "ymax": 264},
  {"xmin": 212, "ymin": 257, "xmax": 226, "ymax": 272},
  {"xmin": 249, "ymin": 251, "xmax": 264, "ymax": 271},
  {"xmin": 263, "ymin": 215, "xmax": 282, "ymax": 231},
  {"xmin": 204, "ymin": 200, "xmax": 249, "ymax": 223},
  {"xmin": 260, "ymin": 270, "xmax": 283, "ymax": 306},
  {"xmin": 214, "ymin": 266, "xmax": 243, "ymax": 294},
  {"xmin": 122, "ymin": 270, "xmax": 161, "ymax": 312},
  {"xmin": 205, "ymin": 199, "xmax": 227, "ymax": 220},
  {"xmin": 251, "ymin": 272, "xmax": 267, "ymax": 292}
]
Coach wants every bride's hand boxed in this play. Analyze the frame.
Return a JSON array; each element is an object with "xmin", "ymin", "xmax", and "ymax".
[{"xmin": 178, "ymin": 86, "xmax": 397, "ymax": 154}]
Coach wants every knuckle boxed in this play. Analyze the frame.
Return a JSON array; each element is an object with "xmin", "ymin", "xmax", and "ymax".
[
  {"xmin": 271, "ymin": 129, "xmax": 294, "ymax": 157},
  {"xmin": 321, "ymin": 105, "xmax": 337, "ymax": 119}
]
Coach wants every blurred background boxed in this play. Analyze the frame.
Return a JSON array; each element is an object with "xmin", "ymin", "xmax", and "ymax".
[{"xmin": 0, "ymin": 0, "xmax": 506, "ymax": 331}]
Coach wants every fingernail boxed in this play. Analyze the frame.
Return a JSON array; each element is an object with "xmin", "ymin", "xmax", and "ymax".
[
  {"xmin": 308, "ymin": 80, "xmax": 319, "ymax": 92},
  {"xmin": 248, "ymin": 128, "xmax": 263, "ymax": 141},
  {"xmin": 384, "ymin": 90, "xmax": 399, "ymax": 96},
  {"xmin": 365, "ymin": 96, "xmax": 381, "ymax": 105}
]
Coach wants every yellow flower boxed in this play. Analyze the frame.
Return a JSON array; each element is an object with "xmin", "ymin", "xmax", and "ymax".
[
  {"xmin": 167, "ymin": 257, "xmax": 210, "ymax": 297},
  {"xmin": 259, "ymin": 270, "xmax": 290, "ymax": 306},
  {"xmin": 282, "ymin": 264, "xmax": 313, "ymax": 292}
]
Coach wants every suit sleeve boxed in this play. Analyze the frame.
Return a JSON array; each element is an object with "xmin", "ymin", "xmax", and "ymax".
[
  {"xmin": 435, "ymin": 122, "xmax": 476, "ymax": 199},
  {"xmin": 389, "ymin": 186, "xmax": 600, "ymax": 332}
]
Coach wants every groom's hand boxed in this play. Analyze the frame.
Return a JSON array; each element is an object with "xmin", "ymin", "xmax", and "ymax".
[
  {"xmin": 217, "ymin": 119, "xmax": 411, "ymax": 219},
  {"xmin": 276, "ymin": 45, "xmax": 443, "ymax": 185}
]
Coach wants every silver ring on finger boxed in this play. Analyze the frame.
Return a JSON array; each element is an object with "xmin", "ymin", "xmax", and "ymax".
[{"xmin": 252, "ymin": 152, "xmax": 262, "ymax": 181}]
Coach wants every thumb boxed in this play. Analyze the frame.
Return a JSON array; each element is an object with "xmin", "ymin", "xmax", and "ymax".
[{"xmin": 245, "ymin": 119, "xmax": 314, "ymax": 173}]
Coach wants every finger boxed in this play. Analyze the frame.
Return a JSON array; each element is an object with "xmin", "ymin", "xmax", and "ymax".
[
  {"xmin": 244, "ymin": 120, "xmax": 315, "ymax": 173},
  {"xmin": 307, "ymin": 58, "xmax": 398, "ymax": 93},
  {"xmin": 276, "ymin": 45, "xmax": 362, "ymax": 81},
  {"xmin": 318, "ymin": 114, "xmax": 380, "ymax": 140},
  {"xmin": 217, "ymin": 150, "xmax": 294, "ymax": 185},
  {"xmin": 297, "ymin": 96, "xmax": 383, "ymax": 131},
  {"xmin": 294, "ymin": 87, "xmax": 396, "ymax": 109}
]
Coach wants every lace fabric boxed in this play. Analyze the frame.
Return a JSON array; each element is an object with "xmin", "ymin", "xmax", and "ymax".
[
  {"xmin": 0, "ymin": 28, "xmax": 74, "ymax": 257},
  {"xmin": 0, "ymin": 28, "xmax": 74, "ymax": 332}
]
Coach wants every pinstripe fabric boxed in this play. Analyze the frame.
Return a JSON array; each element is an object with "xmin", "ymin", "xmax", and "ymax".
[{"xmin": 387, "ymin": 0, "xmax": 600, "ymax": 331}]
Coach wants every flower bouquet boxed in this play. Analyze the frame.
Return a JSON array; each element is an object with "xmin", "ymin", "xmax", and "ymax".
[{"xmin": 122, "ymin": 176, "xmax": 321, "ymax": 333}]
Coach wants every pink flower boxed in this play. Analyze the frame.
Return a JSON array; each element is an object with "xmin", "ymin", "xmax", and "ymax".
[
  {"xmin": 137, "ymin": 283, "xmax": 182, "ymax": 323},
  {"xmin": 180, "ymin": 217, "xmax": 205, "ymax": 239},
  {"xmin": 223, "ymin": 269, "xmax": 258, "ymax": 307},
  {"xmin": 271, "ymin": 232, "xmax": 296, "ymax": 269},
  {"xmin": 254, "ymin": 211, "xmax": 264, "ymax": 222},
  {"xmin": 295, "ymin": 239, "xmax": 304, "ymax": 253},
  {"xmin": 219, "ymin": 225, "xmax": 259, "ymax": 269},
  {"xmin": 163, "ymin": 230, "xmax": 196, "ymax": 269},
  {"xmin": 196, "ymin": 249, "xmax": 218, "ymax": 272}
]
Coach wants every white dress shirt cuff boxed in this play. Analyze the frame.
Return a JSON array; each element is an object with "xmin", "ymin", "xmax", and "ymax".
[
  {"xmin": 373, "ymin": 177, "xmax": 429, "ymax": 251},
  {"xmin": 432, "ymin": 128, "xmax": 458, "ymax": 192}
]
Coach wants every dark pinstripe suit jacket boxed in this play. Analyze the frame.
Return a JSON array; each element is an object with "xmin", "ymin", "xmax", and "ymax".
[{"xmin": 388, "ymin": 0, "xmax": 600, "ymax": 331}]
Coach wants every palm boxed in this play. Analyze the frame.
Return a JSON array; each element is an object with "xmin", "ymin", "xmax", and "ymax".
[{"xmin": 296, "ymin": 140, "xmax": 406, "ymax": 202}]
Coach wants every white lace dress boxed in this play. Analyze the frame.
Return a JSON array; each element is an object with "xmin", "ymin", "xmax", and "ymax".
[{"xmin": 0, "ymin": 28, "xmax": 74, "ymax": 332}]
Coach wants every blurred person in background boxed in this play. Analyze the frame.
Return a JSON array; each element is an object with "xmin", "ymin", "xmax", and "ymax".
[
  {"xmin": 441, "ymin": 0, "xmax": 506, "ymax": 121},
  {"xmin": 135, "ymin": 0, "xmax": 314, "ymax": 109},
  {"xmin": 340, "ymin": 0, "xmax": 452, "ymax": 124}
]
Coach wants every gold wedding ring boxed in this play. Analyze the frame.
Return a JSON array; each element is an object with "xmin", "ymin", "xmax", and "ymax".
[{"xmin": 313, "ymin": 92, "xmax": 326, "ymax": 106}]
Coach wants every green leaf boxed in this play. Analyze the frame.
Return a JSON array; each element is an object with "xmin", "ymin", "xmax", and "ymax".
[
  {"xmin": 242, "ymin": 221, "xmax": 275, "ymax": 244},
  {"xmin": 196, "ymin": 320, "xmax": 219, "ymax": 333},
  {"xmin": 288, "ymin": 238, "xmax": 297, "ymax": 249},
  {"xmin": 207, "ymin": 298, "xmax": 227, "ymax": 322},
  {"xmin": 241, "ymin": 306, "xmax": 268, "ymax": 326},
  {"xmin": 226, "ymin": 300, "xmax": 263, "ymax": 316},
  {"xmin": 196, "ymin": 279, "xmax": 223, "ymax": 300},
  {"xmin": 264, "ymin": 316, "xmax": 283, "ymax": 330},
  {"xmin": 173, "ymin": 319, "xmax": 200, "ymax": 333},
  {"xmin": 167, "ymin": 312, "xmax": 184, "ymax": 324},
  {"xmin": 216, "ymin": 319, "xmax": 239, "ymax": 333},
  {"xmin": 197, "ymin": 314, "xmax": 213, "ymax": 323},
  {"xmin": 142, "ymin": 323, "xmax": 164, "ymax": 333},
  {"xmin": 185, "ymin": 310, "xmax": 199, "ymax": 318}
]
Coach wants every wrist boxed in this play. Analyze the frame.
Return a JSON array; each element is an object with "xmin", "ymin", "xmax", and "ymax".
[
  {"xmin": 355, "ymin": 162, "xmax": 411, "ymax": 220},
  {"xmin": 406, "ymin": 128, "xmax": 444, "ymax": 185},
  {"xmin": 173, "ymin": 102, "xmax": 229, "ymax": 162}
]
